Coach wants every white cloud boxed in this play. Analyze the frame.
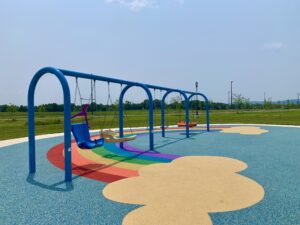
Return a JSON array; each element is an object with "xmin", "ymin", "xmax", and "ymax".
[
  {"xmin": 105, "ymin": 0, "xmax": 155, "ymax": 11},
  {"xmin": 262, "ymin": 42, "xmax": 286, "ymax": 52},
  {"xmin": 105, "ymin": 0, "xmax": 184, "ymax": 11}
]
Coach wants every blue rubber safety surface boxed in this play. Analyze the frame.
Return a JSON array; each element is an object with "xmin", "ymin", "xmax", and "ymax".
[
  {"xmin": 0, "ymin": 137, "xmax": 137, "ymax": 225},
  {"xmin": 0, "ymin": 126, "xmax": 299, "ymax": 225}
]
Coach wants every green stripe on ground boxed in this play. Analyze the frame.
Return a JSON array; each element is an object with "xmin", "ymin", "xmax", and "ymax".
[{"xmin": 92, "ymin": 146, "xmax": 158, "ymax": 165}]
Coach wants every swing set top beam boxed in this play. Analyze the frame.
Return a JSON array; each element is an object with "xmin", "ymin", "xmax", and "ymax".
[{"xmin": 59, "ymin": 68, "xmax": 204, "ymax": 97}]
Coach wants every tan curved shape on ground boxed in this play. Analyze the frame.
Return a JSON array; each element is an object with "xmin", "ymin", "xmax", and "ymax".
[
  {"xmin": 103, "ymin": 156, "xmax": 264, "ymax": 225},
  {"xmin": 221, "ymin": 126, "xmax": 269, "ymax": 135}
]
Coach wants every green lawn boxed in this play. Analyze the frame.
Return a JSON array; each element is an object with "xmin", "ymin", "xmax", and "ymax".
[{"xmin": 0, "ymin": 109, "xmax": 300, "ymax": 140}]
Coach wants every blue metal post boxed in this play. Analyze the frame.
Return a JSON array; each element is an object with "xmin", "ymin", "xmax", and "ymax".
[
  {"xmin": 119, "ymin": 93, "xmax": 124, "ymax": 149},
  {"xmin": 28, "ymin": 67, "xmax": 72, "ymax": 182},
  {"xmin": 184, "ymin": 96, "xmax": 190, "ymax": 138},
  {"xmin": 28, "ymin": 84, "xmax": 36, "ymax": 174},
  {"xmin": 161, "ymin": 99, "xmax": 166, "ymax": 137},
  {"xmin": 204, "ymin": 96, "xmax": 210, "ymax": 131},
  {"xmin": 161, "ymin": 90, "xmax": 189, "ymax": 138},
  {"xmin": 188, "ymin": 93, "xmax": 210, "ymax": 131},
  {"xmin": 119, "ymin": 84, "xmax": 154, "ymax": 150}
]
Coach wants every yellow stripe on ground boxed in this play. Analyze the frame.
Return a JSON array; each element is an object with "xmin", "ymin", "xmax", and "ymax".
[{"xmin": 78, "ymin": 148, "xmax": 146, "ymax": 171}]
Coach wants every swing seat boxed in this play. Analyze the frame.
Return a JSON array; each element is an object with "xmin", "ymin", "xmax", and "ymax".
[
  {"xmin": 71, "ymin": 123, "xmax": 104, "ymax": 149},
  {"xmin": 101, "ymin": 129, "xmax": 117, "ymax": 136},
  {"xmin": 100, "ymin": 130, "xmax": 136, "ymax": 143},
  {"xmin": 177, "ymin": 121, "xmax": 197, "ymax": 128}
]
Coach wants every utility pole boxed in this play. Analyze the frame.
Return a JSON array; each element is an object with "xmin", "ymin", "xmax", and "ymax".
[
  {"xmin": 297, "ymin": 93, "xmax": 300, "ymax": 105},
  {"xmin": 230, "ymin": 81, "xmax": 234, "ymax": 108},
  {"xmin": 228, "ymin": 91, "xmax": 230, "ymax": 106},
  {"xmin": 195, "ymin": 81, "xmax": 199, "ymax": 118}
]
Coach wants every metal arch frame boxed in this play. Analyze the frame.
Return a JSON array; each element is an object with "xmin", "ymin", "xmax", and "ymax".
[
  {"xmin": 28, "ymin": 66, "xmax": 211, "ymax": 182},
  {"xmin": 28, "ymin": 67, "xmax": 72, "ymax": 181},
  {"xmin": 161, "ymin": 90, "xmax": 190, "ymax": 138},
  {"xmin": 119, "ymin": 84, "xmax": 154, "ymax": 150},
  {"xmin": 188, "ymin": 93, "xmax": 210, "ymax": 131}
]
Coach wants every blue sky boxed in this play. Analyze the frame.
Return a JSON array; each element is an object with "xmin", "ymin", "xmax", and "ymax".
[{"xmin": 0, "ymin": 0, "xmax": 299, "ymax": 105}]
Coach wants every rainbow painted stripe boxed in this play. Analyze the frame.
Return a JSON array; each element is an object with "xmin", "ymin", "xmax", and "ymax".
[{"xmin": 47, "ymin": 127, "xmax": 225, "ymax": 183}]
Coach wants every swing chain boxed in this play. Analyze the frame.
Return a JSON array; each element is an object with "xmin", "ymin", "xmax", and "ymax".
[
  {"xmin": 93, "ymin": 79, "xmax": 97, "ymax": 111},
  {"xmin": 73, "ymin": 77, "xmax": 78, "ymax": 111},
  {"xmin": 153, "ymin": 88, "xmax": 156, "ymax": 110}
]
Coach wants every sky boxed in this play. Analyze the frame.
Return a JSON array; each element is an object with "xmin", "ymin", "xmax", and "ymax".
[{"xmin": 0, "ymin": 0, "xmax": 299, "ymax": 105}]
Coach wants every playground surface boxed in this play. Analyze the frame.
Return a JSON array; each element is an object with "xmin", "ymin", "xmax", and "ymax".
[{"xmin": 0, "ymin": 124, "xmax": 300, "ymax": 225}]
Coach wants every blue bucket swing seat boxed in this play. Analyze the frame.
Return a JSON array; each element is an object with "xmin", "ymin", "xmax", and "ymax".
[
  {"xmin": 71, "ymin": 123, "xmax": 104, "ymax": 149},
  {"xmin": 71, "ymin": 103, "xmax": 104, "ymax": 149}
]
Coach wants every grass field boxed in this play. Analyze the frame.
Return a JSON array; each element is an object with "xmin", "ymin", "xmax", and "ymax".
[{"xmin": 0, "ymin": 109, "xmax": 300, "ymax": 140}]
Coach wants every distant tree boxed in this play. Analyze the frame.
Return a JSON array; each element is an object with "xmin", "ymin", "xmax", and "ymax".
[
  {"xmin": 7, "ymin": 103, "xmax": 18, "ymax": 113},
  {"xmin": 209, "ymin": 99, "xmax": 214, "ymax": 110},
  {"xmin": 169, "ymin": 96, "xmax": 181, "ymax": 111},
  {"xmin": 285, "ymin": 99, "xmax": 295, "ymax": 109},
  {"xmin": 153, "ymin": 99, "xmax": 161, "ymax": 109},
  {"xmin": 124, "ymin": 100, "xmax": 133, "ymax": 110},
  {"xmin": 142, "ymin": 99, "xmax": 149, "ymax": 110},
  {"xmin": 0, "ymin": 105, "xmax": 8, "ymax": 112},
  {"xmin": 113, "ymin": 100, "xmax": 119, "ymax": 111},
  {"xmin": 90, "ymin": 102, "xmax": 97, "ymax": 113},
  {"xmin": 38, "ymin": 105, "xmax": 46, "ymax": 112},
  {"xmin": 19, "ymin": 105, "xmax": 27, "ymax": 112},
  {"xmin": 233, "ymin": 94, "xmax": 250, "ymax": 109},
  {"xmin": 263, "ymin": 97, "xmax": 273, "ymax": 109}
]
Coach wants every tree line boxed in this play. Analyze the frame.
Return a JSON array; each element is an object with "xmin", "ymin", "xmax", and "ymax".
[
  {"xmin": 231, "ymin": 94, "xmax": 300, "ymax": 110},
  {"xmin": 1, "ymin": 94, "xmax": 299, "ymax": 112},
  {"xmin": 0, "ymin": 99, "xmax": 227, "ymax": 112}
]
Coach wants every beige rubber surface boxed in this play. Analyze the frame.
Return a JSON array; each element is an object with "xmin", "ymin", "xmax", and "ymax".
[
  {"xmin": 221, "ymin": 126, "xmax": 269, "ymax": 135},
  {"xmin": 103, "ymin": 156, "xmax": 265, "ymax": 225}
]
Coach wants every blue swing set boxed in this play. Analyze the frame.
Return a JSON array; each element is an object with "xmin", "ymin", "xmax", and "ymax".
[{"xmin": 28, "ymin": 67, "xmax": 210, "ymax": 181}]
